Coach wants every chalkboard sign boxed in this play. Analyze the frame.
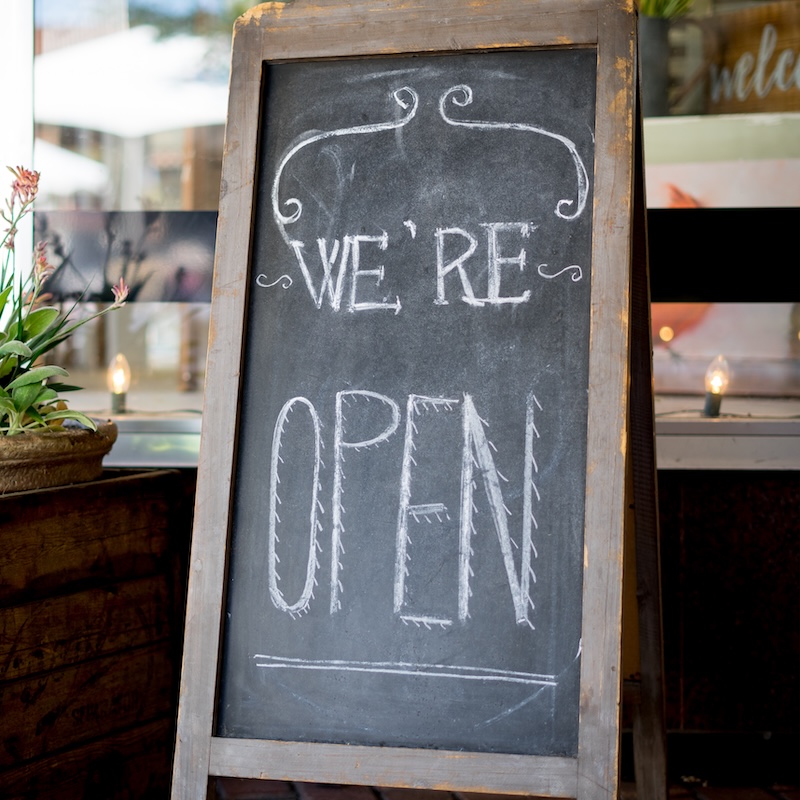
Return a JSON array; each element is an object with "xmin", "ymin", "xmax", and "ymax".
[
  {"xmin": 220, "ymin": 47, "xmax": 594, "ymax": 757},
  {"xmin": 172, "ymin": 2, "xmax": 639, "ymax": 799}
]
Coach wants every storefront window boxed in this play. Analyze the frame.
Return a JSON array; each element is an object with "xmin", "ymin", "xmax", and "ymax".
[
  {"xmin": 642, "ymin": 0, "xmax": 800, "ymax": 397},
  {"xmin": 29, "ymin": 0, "xmax": 800, "ymax": 411},
  {"xmin": 33, "ymin": 0, "xmax": 244, "ymax": 416}
]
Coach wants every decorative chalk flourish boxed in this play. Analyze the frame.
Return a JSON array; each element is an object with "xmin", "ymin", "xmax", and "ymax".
[
  {"xmin": 438, "ymin": 84, "xmax": 589, "ymax": 221},
  {"xmin": 272, "ymin": 86, "xmax": 419, "ymax": 244}
]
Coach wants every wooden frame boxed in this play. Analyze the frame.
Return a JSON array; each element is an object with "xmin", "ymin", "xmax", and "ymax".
[{"xmin": 172, "ymin": 1, "xmax": 638, "ymax": 798}]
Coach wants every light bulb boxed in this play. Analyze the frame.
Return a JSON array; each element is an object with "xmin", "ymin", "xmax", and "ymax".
[
  {"xmin": 703, "ymin": 354, "xmax": 730, "ymax": 417},
  {"xmin": 107, "ymin": 353, "xmax": 131, "ymax": 413},
  {"xmin": 658, "ymin": 325, "xmax": 675, "ymax": 343}
]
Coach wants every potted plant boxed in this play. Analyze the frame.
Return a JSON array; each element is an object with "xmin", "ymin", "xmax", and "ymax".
[
  {"xmin": 639, "ymin": 0, "xmax": 693, "ymax": 117},
  {"xmin": 640, "ymin": 0, "xmax": 692, "ymax": 16},
  {"xmin": 0, "ymin": 166, "xmax": 128, "ymax": 493}
]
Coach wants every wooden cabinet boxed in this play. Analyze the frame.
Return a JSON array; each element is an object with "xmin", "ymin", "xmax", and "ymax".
[
  {"xmin": 0, "ymin": 469, "xmax": 195, "ymax": 799},
  {"xmin": 657, "ymin": 469, "xmax": 800, "ymax": 784}
]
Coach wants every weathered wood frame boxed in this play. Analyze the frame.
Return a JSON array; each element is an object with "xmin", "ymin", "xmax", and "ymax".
[{"xmin": 172, "ymin": 1, "xmax": 638, "ymax": 798}]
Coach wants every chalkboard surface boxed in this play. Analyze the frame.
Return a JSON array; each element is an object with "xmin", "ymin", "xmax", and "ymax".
[{"xmin": 217, "ymin": 49, "xmax": 596, "ymax": 759}]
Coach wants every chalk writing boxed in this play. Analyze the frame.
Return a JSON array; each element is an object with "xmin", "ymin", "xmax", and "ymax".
[
  {"xmin": 331, "ymin": 390, "xmax": 401, "ymax": 614},
  {"xmin": 290, "ymin": 234, "xmax": 401, "ymax": 313},
  {"xmin": 537, "ymin": 263, "xmax": 583, "ymax": 281},
  {"xmin": 263, "ymin": 83, "xmax": 589, "ymax": 311},
  {"xmin": 439, "ymin": 84, "xmax": 589, "ymax": 220},
  {"xmin": 347, "ymin": 232, "xmax": 402, "ymax": 314},
  {"xmin": 435, "ymin": 222, "xmax": 536, "ymax": 306},
  {"xmin": 268, "ymin": 397, "xmax": 323, "ymax": 618},
  {"xmin": 253, "ymin": 654, "xmax": 558, "ymax": 686},
  {"xmin": 262, "ymin": 220, "xmax": 583, "ymax": 309},
  {"xmin": 256, "ymin": 273, "xmax": 293, "ymax": 289},
  {"xmin": 395, "ymin": 394, "xmax": 460, "ymax": 625},
  {"xmin": 268, "ymin": 389, "xmax": 542, "ymax": 628},
  {"xmin": 272, "ymin": 86, "xmax": 419, "ymax": 246},
  {"xmin": 221, "ymin": 51, "xmax": 596, "ymax": 756}
]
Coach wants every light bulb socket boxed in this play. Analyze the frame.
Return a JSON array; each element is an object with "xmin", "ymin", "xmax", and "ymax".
[
  {"xmin": 111, "ymin": 392, "xmax": 127, "ymax": 415},
  {"xmin": 703, "ymin": 392, "xmax": 722, "ymax": 417}
]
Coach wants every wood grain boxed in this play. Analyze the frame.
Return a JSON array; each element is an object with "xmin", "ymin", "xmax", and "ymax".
[{"xmin": 0, "ymin": 469, "xmax": 194, "ymax": 799}]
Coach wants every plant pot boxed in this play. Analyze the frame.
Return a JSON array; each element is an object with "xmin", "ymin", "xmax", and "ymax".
[
  {"xmin": 0, "ymin": 420, "xmax": 118, "ymax": 494},
  {"xmin": 639, "ymin": 15, "xmax": 671, "ymax": 117}
]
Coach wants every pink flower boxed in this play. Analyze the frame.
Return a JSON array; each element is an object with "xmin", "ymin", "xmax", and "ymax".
[
  {"xmin": 112, "ymin": 276, "xmax": 129, "ymax": 306},
  {"xmin": 33, "ymin": 241, "xmax": 55, "ymax": 283},
  {"xmin": 8, "ymin": 166, "xmax": 39, "ymax": 208}
]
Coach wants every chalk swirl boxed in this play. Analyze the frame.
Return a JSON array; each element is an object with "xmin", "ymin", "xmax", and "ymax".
[
  {"xmin": 537, "ymin": 264, "xmax": 583, "ymax": 282},
  {"xmin": 256, "ymin": 273, "xmax": 293, "ymax": 289},
  {"xmin": 438, "ymin": 84, "xmax": 589, "ymax": 221},
  {"xmin": 272, "ymin": 87, "xmax": 419, "ymax": 244}
]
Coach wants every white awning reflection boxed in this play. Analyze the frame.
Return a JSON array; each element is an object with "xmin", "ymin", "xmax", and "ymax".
[
  {"xmin": 34, "ymin": 24, "xmax": 228, "ymax": 138},
  {"xmin": 34, "ymin": 137, "xmax": 110, "ymax": 196}
]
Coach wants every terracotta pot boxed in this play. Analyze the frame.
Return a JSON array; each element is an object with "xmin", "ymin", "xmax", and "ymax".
[{"xmin": 0, "ymin": 420, "xmax": 118, "ymax": 494}]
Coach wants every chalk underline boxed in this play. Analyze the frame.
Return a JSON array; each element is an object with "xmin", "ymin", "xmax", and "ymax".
[{"xmin": 253, "ymin": 654, "xmax": 557, "ymax": 686}]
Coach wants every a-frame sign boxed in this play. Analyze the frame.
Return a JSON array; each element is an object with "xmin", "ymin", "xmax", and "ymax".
[{"xmin": 172, "ymin": 2, "xmax": 660, "ymax": 798}]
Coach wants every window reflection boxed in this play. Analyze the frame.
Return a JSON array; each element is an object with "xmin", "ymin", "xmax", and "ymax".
[
  {"xmin": 32, "ymin": 0, "xmax": 800, "ymax": 412},
  {"xmin": 652, "ymin": 303, "xmax": 800, "ymax": 396},
  {"xmin": 640, "ymin": 0, "xmax": 800, "ymax": 119},
  {"xmin": 642, "ymin": 0, "xmax": 800, "ymax": 398},
  {"xmin": 33, "ymin": 0, "xmax": 238, "ymax": 414}
]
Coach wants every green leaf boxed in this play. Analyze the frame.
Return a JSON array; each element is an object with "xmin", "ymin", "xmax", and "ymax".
[
  {"xmin": 46, "ymin": 382, "xmax": 84, "ymax": 393},
  {"xmin": 7, "ymin": 365, "xmax": 69, "ymax": 389},
  {"xmin": 11, "ymin": 382, "xmax": 43, "ymax": 413},
  {"xmin": 47, "ymin": 381, "xmax": 83, "ymax": 394},
  {"xmin": 23, "ymin": 307, "xmax": 61, "ymax": 336},
  {"xmin": 24, "ymin": 406, "xmax": 46, "ymax": 425},
  {"xmin": 0, "ymin": 359, "xmax": 16, "ymax": 380},
  {"xmin": 0, "ymin": 340, "xmax": 32, "ymax": 358},
  {"xmin": 43, "ymin": 409, "xmax": 98, "ymax": 430},
  {"xmin": 0, "ymin": 285, "xmax": 12, "ymax": 314},
  {"xmin": 36, "ymin": 387, "xmax": 59, "ymax": 405}
]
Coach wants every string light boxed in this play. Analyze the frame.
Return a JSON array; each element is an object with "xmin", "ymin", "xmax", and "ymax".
[
  {"xmin": 107, "ymin": 353, "xmax": 131, "ymax": 414},
  {"xmin": 703, "ymin": 354, "xmax": 730, "ymax": 417},
  {"xmin": 658, "ymin": 325, "xmax": 674, "ymax": 343}
]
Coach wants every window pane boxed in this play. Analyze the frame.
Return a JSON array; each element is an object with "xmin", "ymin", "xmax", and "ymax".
[{"xmin": 33, "ymin": 0, "xmax": 236, "ymax": 417}]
